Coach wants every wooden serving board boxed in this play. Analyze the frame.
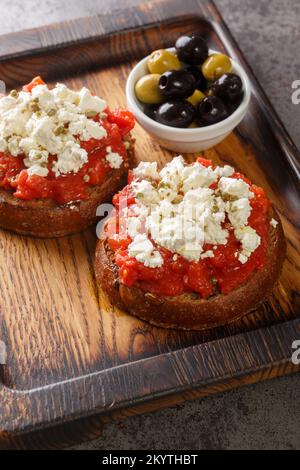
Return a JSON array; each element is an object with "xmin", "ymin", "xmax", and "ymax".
[{"xmin": 0, "ymin": 0, "xmax": 299, "ymax": 444}]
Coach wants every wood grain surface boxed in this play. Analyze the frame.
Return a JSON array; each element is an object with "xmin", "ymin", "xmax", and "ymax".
[{"xmin": 0, "ymin": 0, "xmax": 299, "ymax": 442}]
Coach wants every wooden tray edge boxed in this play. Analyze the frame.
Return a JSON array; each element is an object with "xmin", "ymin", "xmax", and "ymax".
[{"xmin": 1, "ymin": 318, "xmax": 300, "ymax": 434}]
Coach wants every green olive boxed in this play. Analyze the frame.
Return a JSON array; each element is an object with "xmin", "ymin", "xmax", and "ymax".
[
  {"xmin": 188, "ymin": 121, "xmax": 198, "ymax": 128},
  {"xmin": 135, "ymin": 74, "xmax": 164, "ymax": 104},
  {"xmin": 201, "ymin": 53, "xmax": 232, "ymax": 81},
  {"xmin": 186, "ymin": 89, "xmax": 205, "ymax": 106},
  {"xmin": 147, "ymin": 49, "xmax": 181, "ymax": 74}
]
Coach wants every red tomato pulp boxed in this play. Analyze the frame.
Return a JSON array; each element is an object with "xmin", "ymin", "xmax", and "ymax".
[
  {"xmin": 107, "ymin": 158, "xmax": 270, "ymax": 298},
  {"xmin": 0, "ymin": 77, "xmax": 135, "ymax": 205}
]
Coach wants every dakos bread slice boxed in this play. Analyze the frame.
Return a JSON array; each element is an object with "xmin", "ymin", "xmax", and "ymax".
[
  {"xmin": 95, "ymin": 156, "xmax": 286, "ymax": 330},
  {"xmin": 95, "ymin": 208, "xmax": 285, "ymax": 330},
  {"xmin": 0, "ymin": 77, "xmax": 135, "ymax": 237}
]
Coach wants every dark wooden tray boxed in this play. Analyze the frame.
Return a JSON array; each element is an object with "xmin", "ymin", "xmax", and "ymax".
[{"xmin": 0, "ymin": 0, "xmax": 299, "ymax": 440}]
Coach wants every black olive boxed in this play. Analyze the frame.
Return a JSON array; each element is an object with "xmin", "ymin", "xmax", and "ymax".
[
  {"xmin": 226, "ymin": 96, "xmax": 243, "ymax": 116},
  {"xmin": 197, "ymin": 96, "xmax": 228, "ymax": 125},
  {"xmin": 158, "ymin": 70, "xmax": 196, "ymax": 99},
  {"xmin": 156, "ymin": 100, "xmax": 195, "ymax": 128},
  {"xmin": 175, "ymin": 35, "xmax": 208, "ymax": 65},
  {"xmin": 209, "ymin": 73, "xmax": 243, "ymax": 103},
  {"xmin": 143, "ymin": 104, "xmax": 158, "ymax": 120},
  {"xmin": 183, "ymin": 65, "xmax": 207, "ymax": 92}
]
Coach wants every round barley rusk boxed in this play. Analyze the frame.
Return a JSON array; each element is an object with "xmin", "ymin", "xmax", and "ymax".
[
  {"xmin": 95, "ymin": 208, "xmax": 286, "ymax": 330},
  {"xmin": 0, "ymin": 137, "xmax": 134, "ymax": 238}
]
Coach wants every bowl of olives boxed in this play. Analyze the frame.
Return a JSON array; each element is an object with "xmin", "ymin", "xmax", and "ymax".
[{"xmin": 126, "ymin": 35, "xmax": 251, "ymax": 152}]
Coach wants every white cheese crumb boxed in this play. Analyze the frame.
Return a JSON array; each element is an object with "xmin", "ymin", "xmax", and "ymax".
[
  {"xmin": 105, "ymin": 147, "xmax": 123, "ymax": 169},
  {"xmin": 85, "ymin": 120, "xmax": 107, "ymax": 140},
  {"xmin": 159, "ymin": 155, "xmax": 185, "ymax": 190},
  {"xmin": 132, "ymin": 179, "xmax": 159, "ymax": 205},
  {"xmin": 226, "ymin": 197, "xmax": 251, "ymax": 227},
  {"xmin": 31, "ymin": 85, "xmax": 55, "ymax": 110},
  {"xmin": 182, "ymin": 162, "xmax": 217, "ymax": 192},
  {"xmin": 270, "ymin": 218, "xmax": 278, "ymax": 228},
  {"xmin": 0, "ymin": 138, "xmax": 7, "ymax": 152},
  {"xmin": 78, "ymin": 87, "xmax": 106, "ymax": 114},
  {"xmin": 234, "ymin": 226, "xmax": 261, "ymax": 263},
  {"xmin": 128, "ymin": 234, "xmax": 163, "ymax": 268},
  {"xmin": 7, "ymin": 136, "xmax": 21, "ymax": 157},
  {"xmin": 27, "ymin": 116, "xmax": 61, "ymax": 155},
  {"xmin": 213, "ymin": 164, "xmax": 234, "ymax": 178},
  {"xmin": 201, "ymin": 250, "xmax": 214, "ymax": 259},
  {"xmin": 52, "ymin": 141, "xmax": 88, "ymax": 176},
  {"xmin": 27, "ymin": 149, "xmax": 49, "ymax": 164},
  {"xmin": 146, "ymin": 250, "xmax": 164, "ymax": 268},
  {"xmin": 27, "ymin": 164, "xmax": 49, "ymax": 177},
  {"xmin": 19, "ymin": 137, "xmax": 36, "ymax": 154},
  {"xmin": 218, "ymin": 177, "xmax": 254, "ymax": 199},
  {"xmin": 238, "ymin": 253, "xmax": 248, "ymax": 264},
  {"xmin": 127, "ymin": 217, "xmax": 142, "ymax": 238},
  {"xmin": 133, "ymin": 161, "xmax": 159, "ymax": 180}
]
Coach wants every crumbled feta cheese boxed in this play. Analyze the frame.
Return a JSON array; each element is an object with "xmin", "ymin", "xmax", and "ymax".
[
  {"xmin": 0, "ymin": 138, "xmax": 7, "ymax": 153},
  {"xmin": 118, "ymin": 157, "xmax": 263, "ymax": 269},
  {"xmin": 52, "ymin": 83, "xmax": 72, "ymax": 101},
  {"xmin": 52, "ymin": 141, "xmax": 88, "ymax": 176},
  {"xmin": 234, "ymin": 226, "xmax": 261, "ymax": 263},
  {"xmin": 68, "ymin": 116, "xmax": 88, "ymax": 135},
  {"xmin": 27, "ymin": 164, "xmax": 49, "ymax": 177},
  {"xmin": 27, "ymin": 115, "xmax": 62, "ymax": 155},
  {"xmin": 158, "ymin": 184, "xmax": 178, "ymax": 203},
  {"xmin": 127, "ymin": 217, "xmax": 142, "ymax": 238},
  {"xmin": 1, "ymin": 106, "xmax": 31, "ymax": 137},
  {"xmin": 146, "ymin": 207, "xmax": 204, "ymax": 261},
  {"xmin": 218, "ymin": 176, "xmax": 254, "ymax": 199},
  {"xmin": 85, "ymin": 120, "xmax": 107, "ymax": 140},
  {"xmin": 0, "ymin": 82, "xmax": 109, "ymax": 178},
  {"xmin": 57, "ymin": 108, "xmax": 80, "ymax": 124},
  {"xmin": 131, "ymin": 203, "xmax": 150, "ymax": 219},
  {"xmin": 238, "ymin": 253, "xmax": 248, "ymax": 264},
  {"xmin": 0, "ymin": 95, "xmax": 17, "ymax": 113},
  {"xmin": 183, "ymin": 187, "xmax": 214, "ymax": 206},
  {"xmin": 128, "ymin": 234, "xmax": 163, "ymax": 268},
  {"xmin": 24, "ymin": 149, "xmax": 49, "ymax": 167},
  {"xmin": 19, "ymin": 137, "xmax": 36, "ymax": 154},
  {"xmin": 78, "ymin": 87, "xmax": 106, "ymax": 114},
  {"xmin": 31, "ymin": 85, "xmax": 55, "ymax": 110},
  {"xmin": 133, "ymin": 161, "xmax": 159, "ymax": 180},
  {"xmin": 159, "ymin": 155, "xmax": 185, "ymax": 190},
  {"xmin": 146, "ymin": 250, "xmax": 164, "ymax": 268},
  {"xmin": 132, "ymin": 179, "xmax": 159, "ymax": 205},
  {"xmin": 213, "ymin": 164, "xmax": 234, "ymax": 178},
  {"xmin": 182, "ymin": 162, "xmax": 217, "ymax": 192},
  {"xmin": 7, "ymin": 136, "xmax": 21, "ymax": 156},
  {"xmin": 201, "ymin": 250, "xmax": 214, "ymax": 259},
  {"xmin": 270, "ymin": 218, "xmax": 278, "ymax": 228},
  {"xmin": 226, "ymin": 197, "xmax": 251, "ymax": 227},
  {"xmin": 105, "ymin": 147, "xmax": 123, "ymax": 169}
]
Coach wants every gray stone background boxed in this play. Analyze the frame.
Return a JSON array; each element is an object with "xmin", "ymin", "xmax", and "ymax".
[{"xmin": 0, "ymin": 0, "xmax": 299, "ymax": 450}]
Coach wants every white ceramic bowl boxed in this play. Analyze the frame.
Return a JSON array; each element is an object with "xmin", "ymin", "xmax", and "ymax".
[{"xmin": 126, "ymin": 48, "xmax": 251, "ymax": 152}]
